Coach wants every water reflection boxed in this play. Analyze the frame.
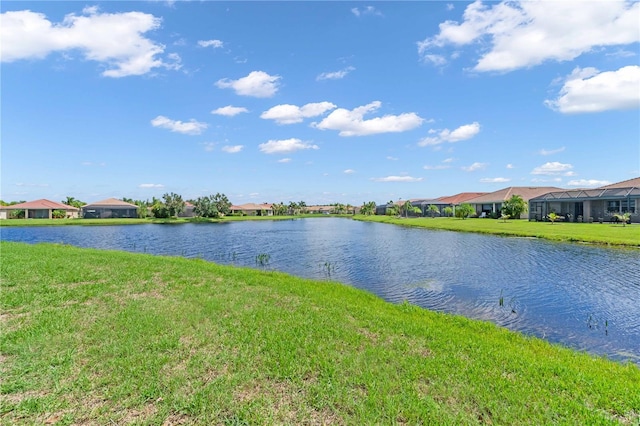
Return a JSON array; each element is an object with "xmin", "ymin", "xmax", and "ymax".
[{"xmin": 2, "ymin": 218, "xmax": 639, "ymax": 364}]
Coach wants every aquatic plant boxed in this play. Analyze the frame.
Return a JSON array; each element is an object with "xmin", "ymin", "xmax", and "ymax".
[{"xmin": 255, "ymin": 253, "xmax": 271, "ymax": 267}]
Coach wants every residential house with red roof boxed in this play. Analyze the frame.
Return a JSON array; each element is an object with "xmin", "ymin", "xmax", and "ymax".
[
  {"xmin": 0, "ymin": 199, "xmax": 79, "ymax": 219},
  {"xmin": 466, "ymin": 187, "xmax": 563, "ymax": 219}
]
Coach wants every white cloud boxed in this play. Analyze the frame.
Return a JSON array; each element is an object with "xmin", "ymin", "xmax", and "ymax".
[
  {"xmin": 202, "ymin": 142, "xmax": 215, "ymax": 152},
  {"xmin": 15, "ymin": 182, "xmax": 49, "ymax": 187},
  {"xmin": 278, "ymin": 158, "xmax": 292, "ymax": 163},
  {"xmin": 531, "ymin": 177, "xmax": 563, "ymax": 183},
  {"xmin": 81, "ymin": 161, "xmax": 106, "ymax": 167},
  {"xmin": 344, "ymin": 169, "xmax": 355, "ymax": 174},
  {"xmin": 387, "ymin": 156, "xmax": 399, "ymax": 161},
  {"xmin": 480, "ymin": 177, "xmax": 510, "ymax": 183},
  {"xmin": 198, "ymin": 39, "xmax": 223, "ymax": 48},
  {"xmin": 317, "ymin": 66, "xmax": 355, "ymax": 81},
  {"xmin": 567, "ymin": 179, "xmax": 611, "ymax": 187},
  {"xmin": 446, "ymin": 4, "xmax": 455, "ymax": 11},
  {"xmin": 531, "ymin": 161, "xmax": 573, "ymax": 175},
  {"xmin": 258, "ymin": 138, "xmax": 319, "ymax": 154},
  {"xmin": 371, "ymin": 176, "xmax": 424, "ymax": 182},
  {"xmin": 423, "ymin": 164, "xmax": 451, "ymax": 170},
  {"xmin": 418, "ymin": 0, "xmax": 640, "ymax": 72},
  {"xmin": 506, "ymin": 163, "xmax": 514, "ymax": 169},
  {"xmin": 351, "ymin": 6, "xmax": 383, "ymax": 17},
  {"xmin": 443, "ymin": 157, "xmax": 455, "ymax": 163},
  {"xmin": 221, "ymin": 145, "xmax": 243, "ymax": 153},
  {"xmin": 312, "ymin": 101, "xmax": 423, "ymax": 136},
  {"xmin": 151, "ymin": 115, "xmax": 207, "ymax": 135},
  {"xmin": 261, "ymin": 102, "xmax": 336, "ymax": 125},
  {"xmin": 418, "ymin": 122, "xmax": 480, "ymax": 146},
  {"xmin": 215, "ymin": 71, "xmax": 280, "ymax": 98},
  {"xmin": 1, "ymin": 8, "xmax": 177, "ymax": 77},
  {"xmin": 462, "ymin": 162, "xmax": 487, "ymax": 172},
  {"xmin": 539, "ymin": 146, "xmax": 565, "ymax": 156},
  {"xmin": 211, "ymin": 106, "xmax": 248, "ymax": 117},
  {"xmin": 422, "ymin": 54, "xmax": 448, "ymax": 67},
  {"xmin": 139, "ymin": 183, "xmax": 164, "ymax": 188},
  {"xmin": 545, "ymin": 66, "xmax": 640, "ymax": 113}
]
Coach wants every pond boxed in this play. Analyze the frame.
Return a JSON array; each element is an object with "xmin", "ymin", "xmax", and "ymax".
[{"xmin": 2, "ymin": 218, "xmax": 639, "ymax": 364}]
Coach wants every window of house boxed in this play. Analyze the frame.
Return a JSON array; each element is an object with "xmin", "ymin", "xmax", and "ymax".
[
  {"xmin": 607, "ymin": 201, "xmax": 620, "ymax": 212},
  {"xmin": 622, "ymin": 199, "xmax": 636, "ymax": 213}
]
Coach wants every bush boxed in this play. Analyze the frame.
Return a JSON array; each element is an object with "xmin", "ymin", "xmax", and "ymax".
[
  {"xmin": 151, "ymin": 203, "xmax": 170, "ymax": 218},
  {"xmin": 9, "ymin": 209, "xmax": 25, "ymax": 219},
  {"xmin": 52, "ymin": 209, "xmax": 66, "ymax": 219}
]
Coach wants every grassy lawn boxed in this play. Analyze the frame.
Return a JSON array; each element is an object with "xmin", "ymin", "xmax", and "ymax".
[
  {"xmin": 354, "ymin": 215, "xmax": 640, "ymax": 247},
  {"xmin": 1, "ymin": 242, "xmax": 638, "ymax": 424}
]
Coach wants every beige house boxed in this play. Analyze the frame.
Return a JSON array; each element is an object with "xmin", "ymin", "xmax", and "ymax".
[
  {"xmin": 0, "ymin": 199, "xmax": 79, "ymax": 219},
  {"xmin": 178, "ymin": 202, "xmax": 196, "ymax": 218},
  {"xmin": 466, "ymin": 187, "xmax": 563, "ymax": 219},
  {"xmin": 230, "ymin": 203, "xmax": 273, "ymax": 216}
]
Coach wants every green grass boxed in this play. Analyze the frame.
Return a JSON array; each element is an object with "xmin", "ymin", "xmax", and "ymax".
[
  {"xmin": 354, "ymin": 215, "xmax": 640, "ymax": 247},
  {"xmin": 1, "ymin": 242, "xmax": 638, "ymax": 424}
]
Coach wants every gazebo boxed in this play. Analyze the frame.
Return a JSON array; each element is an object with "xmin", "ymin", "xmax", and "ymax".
[{"xmin": 0, "ymin": 199, "xmax": 80, "ymax": 219}]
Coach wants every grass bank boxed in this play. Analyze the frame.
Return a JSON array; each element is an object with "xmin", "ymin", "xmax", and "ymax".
[
  {"xmin": 354, "ymin": 215, "xmax": 640, "ymax": 247},
  {"xmin": 1, "ymin": 242, "xmax": 638, "ymax": 424}
]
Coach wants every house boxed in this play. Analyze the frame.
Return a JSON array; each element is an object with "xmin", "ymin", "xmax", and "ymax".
[
  {"xmin": 178, "ymin": 201, "xmax": 196, "ymax": 218},
  {"xmin": 432, "ymin": 192, "xmax": 488, "ymax": 216},
  {"xmin": 0, "ymin": 199, "xmax": 79, "ymax": 219},
  {"xmin": 529, "ymin": 177, "xmax": 640, "ymax": 223},
  {"xmin": 82, "ymin": 198, "xmax": 138, "ymax": 219},
  {"xmin": 375, "ymin": 199, "xmax": 441, "ymax": 217},
  {"xmin": 230, "ymin": 203, "xmax": 273, "ymax": 216},
  {"xmin": 306, "ymin": 205, "xmax": 336, "ymax": 214},
  {"xmin": 466, "ymin": 187, "xmax": 563, "ymax": 219},
  {"xmin": 411, "ymin": 198, "xmax": 448, "ymax": 217}
]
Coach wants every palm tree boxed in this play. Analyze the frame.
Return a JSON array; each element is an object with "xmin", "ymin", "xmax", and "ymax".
[
  {"xmin": 359, "ymin": 201, "xmax": 376, "ymax": 216},
  {"xmin": 288, "ymin": 201, "xmax": 299, "ymax": 215},
  {"xmin": 333, "ymin": 203, "xmax": 346, "ymax": 214},
  {"xmin": 403, "ymin": 200, "xmax": 419, "ymax": 218},
  {"xmin": 427, "ymin": 204, "xmax": 440, "ymax": 218},
  {"xmin": 386, "ymin": 201, "xmax": 399, "ymax": 216},
  {"xmin": 62, "ymin": 196, "xmax": 84, "ymax": 208}
]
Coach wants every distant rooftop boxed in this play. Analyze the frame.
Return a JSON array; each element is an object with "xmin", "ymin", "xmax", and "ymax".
[
  {"xmin": 83, "ymin": 198, "xmax": 138, "ymax": 208},
  {"xmin": 1, "ymin": 199, "xmax": 79, "ymax": 211},
  {"xmin": 599, "ymin": 177, "xmax": 640, "ymax": 189},
  {"xmin": 466, "ymin": 187, "xmax": 564, "ymax": 204}
]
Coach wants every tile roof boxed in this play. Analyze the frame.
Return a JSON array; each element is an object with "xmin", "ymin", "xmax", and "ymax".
[
  {"xmin": 437, "ymin": 192, "xmax": 488, "ymax": 205},
  {"xmin": 599, "ymin": 177, "xmax": 640, "ymax": 189},
  {"xmin": 465, "ymin": 187, "xmax": 564, "ymax": 204},
  {"xmin": 231, "ymin": 203, "xmax": 273, "ymax": 210},
  {"xmin": 83, "ymin": 198, "xmax": 138, "ymax": 208},
  {"xmin": 1, "ymin": 199, "xmax": 79, "ymax": 211}
]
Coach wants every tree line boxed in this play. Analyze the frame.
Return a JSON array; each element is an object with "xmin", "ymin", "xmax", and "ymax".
[{"xmin": 2, "ymin": 195, "xmax": 531, "ymax": 221}]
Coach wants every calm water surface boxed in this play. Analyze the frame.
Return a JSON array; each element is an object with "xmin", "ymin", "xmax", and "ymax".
[{"xmin": 3, "ymin": 218, "xmax": 639, "ymax": 364}]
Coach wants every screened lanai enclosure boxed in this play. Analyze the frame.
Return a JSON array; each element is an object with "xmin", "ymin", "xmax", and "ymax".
[
  {"xmin": 81, "ymin": 198, "xmax": 138, "ymax": 219},
  {"xmin": 529, "ymin": 186, "xmax": 640, "ymax": 223}
]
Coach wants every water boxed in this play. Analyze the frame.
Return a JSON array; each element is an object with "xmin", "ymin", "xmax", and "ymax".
[{"xmin": 2, "ymin": 218, "xmax": 639, "ymax": 364}]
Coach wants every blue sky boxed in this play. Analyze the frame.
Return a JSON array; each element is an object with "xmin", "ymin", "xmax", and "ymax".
[{"xmin": 2, "ymin": 1, "xmax": 639, "ymax": 205}]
